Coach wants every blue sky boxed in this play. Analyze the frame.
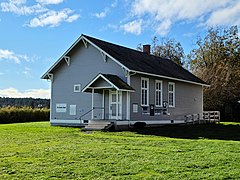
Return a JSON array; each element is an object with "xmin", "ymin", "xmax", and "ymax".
[{"xmin": 0, "ymin": 0, "xmax": 239, "ymax": 98}]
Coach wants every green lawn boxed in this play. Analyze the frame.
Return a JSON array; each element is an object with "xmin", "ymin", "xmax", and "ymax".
[{"xmin": 0, "ymin": 122, "xmax": 240, "ymax": 179}]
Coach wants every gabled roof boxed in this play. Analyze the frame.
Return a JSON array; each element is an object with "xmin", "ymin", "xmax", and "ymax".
[
  {"xmin": 42, "ymin": 34, "xmax": 208, "ymax": 86},
  {"xmin": 82, "ymin": 74, "xmax": 135, "ymax": 92}
]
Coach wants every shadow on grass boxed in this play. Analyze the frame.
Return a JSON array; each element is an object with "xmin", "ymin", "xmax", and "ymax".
[{"xmin": 132, "ymin": 123, "xmax": 240, "ymax": 141}]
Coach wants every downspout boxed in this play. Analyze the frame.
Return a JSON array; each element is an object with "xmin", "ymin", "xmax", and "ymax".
[{"xmin": 127, "ymin": 71, "xmax": 136, "ymax": 129}]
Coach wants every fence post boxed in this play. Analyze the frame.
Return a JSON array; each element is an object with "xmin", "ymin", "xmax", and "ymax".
[
  {"xmin": 213, "ymin": 111, "xmax": 216, "ymax": 124},
  {"xmin": 218, "ymin": 111, "xmax": 220, "ymax": 123}
]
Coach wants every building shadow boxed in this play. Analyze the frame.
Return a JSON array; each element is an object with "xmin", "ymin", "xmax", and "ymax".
[{"xmin": 132, "ymin": 123, "xmax": 240, "ymax": 141}]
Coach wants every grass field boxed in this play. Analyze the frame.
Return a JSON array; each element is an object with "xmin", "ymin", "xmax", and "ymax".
[{"xmin": 0, "ymin": 122, "xmax": 240, "ymax": 179}]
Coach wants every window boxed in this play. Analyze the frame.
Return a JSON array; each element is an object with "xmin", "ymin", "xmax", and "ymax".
[
  {"xmin": 155, "ymin": 80, "xmax": 162, "ymax": 107},
  {"xmin": 141, "ymin": 78, "xmax": 149, "ymax": 106},
  {"xmin": 168, "ymin": 82, "xmax": 175, "ymax": 107},
  {"xmin": 74, "ymin": 84, "xmax": 81, "ymax": 92}
]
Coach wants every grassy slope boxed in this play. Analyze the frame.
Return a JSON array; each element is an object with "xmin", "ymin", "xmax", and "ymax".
[{"xmin": 0, "ymin": 122, "xmax": 240, "ymax": 179}]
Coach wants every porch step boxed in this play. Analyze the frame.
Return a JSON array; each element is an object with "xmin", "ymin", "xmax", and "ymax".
[{"xmin": 82, "ymin": 120, "xmax": 113, "ymax": 131}]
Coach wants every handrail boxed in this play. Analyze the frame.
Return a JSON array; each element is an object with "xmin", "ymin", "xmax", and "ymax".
[{"xmin": 79, "ymin": 107, "xmax": 104, "ymax": 120}]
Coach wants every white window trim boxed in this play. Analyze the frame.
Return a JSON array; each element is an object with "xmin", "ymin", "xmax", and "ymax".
[
  {"xmin": 141, "ymin": 77, "xmax": 149, "ymax": 106},
  {"xmin": 74, "ymin": 84, "xmax": 81, "ymax": 92},
  {"xmin": 168, "ymin": 82, "xmax": 175, "ymax": 108},
  {"xmin": 155, "ymin": 80, "xmax": 163, "ymax": 107}
]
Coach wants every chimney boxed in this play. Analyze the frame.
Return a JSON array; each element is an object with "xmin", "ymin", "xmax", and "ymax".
[{"xmin": 143, "ymin": 44, "xmax": 151, "ymax": 55}]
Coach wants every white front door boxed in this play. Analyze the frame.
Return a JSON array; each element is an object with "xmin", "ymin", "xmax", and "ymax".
[{"xmin": 109, "ymin": 90, "xmax": 122, "ymax": 120}]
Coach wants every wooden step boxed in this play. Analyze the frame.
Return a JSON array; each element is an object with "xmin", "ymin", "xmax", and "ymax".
[{"xmin": 82, "ymin": 120, "xmax": 113, "ymax": 131}]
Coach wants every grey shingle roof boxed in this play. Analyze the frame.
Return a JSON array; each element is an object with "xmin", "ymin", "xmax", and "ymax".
[
  {"xmin": 101, "ymin": 74, "xmax": 135, "ymax": 91},
  {"xmin": 83, "ymin": 34, "xmax": 207, "ymax": 85}
]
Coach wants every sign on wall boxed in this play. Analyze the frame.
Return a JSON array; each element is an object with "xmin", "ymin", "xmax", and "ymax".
[
  {"xmin": 70, "ymin": 105, "xmax": 76, "ymax": 115},
  {"xmin": 133, "ymin": 103, "xmax": 138, "ymax": 113},
  {"xmin": 56, "ymin": 103, "xmax": 67, "ymax": 113}
]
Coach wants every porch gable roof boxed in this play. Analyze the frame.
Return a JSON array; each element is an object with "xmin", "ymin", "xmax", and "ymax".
[{"xmin": 82, "ymin": 74, "xmax": 135, "ymax": 92}]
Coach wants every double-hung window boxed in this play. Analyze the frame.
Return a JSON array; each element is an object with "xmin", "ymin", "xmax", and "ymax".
[
  {"xmin": 141, "ymin": 78, "xmax": 149, "ymax": 106},
  {"xmin": 168, "ymin": 82, "xmax": 175, "ymax": 107},
  {"xmin": 155, "ymin": 80, "xmax": 162, "ymax": 107}
]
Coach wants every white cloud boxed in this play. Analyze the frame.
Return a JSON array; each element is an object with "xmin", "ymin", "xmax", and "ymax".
[
  {"xmin": 206, "ymin": 1, "xmax": 240, "ymax": 26},
  {"xmin": 129, "ymin": 0, "xmax": 239, "ymax": 36},
  {"xmin": 0, "ymin": 0, "xmax": 47, "ymax": 15},
  {"xmin": 0, "ymin": 72, "xmax": 4, "ymax": 75},
  {"xmin": 1, "ymin": 0, "xmax": 80, "ymax": 27},
  {"xmin": 66, "ymin": 14, "xmax": 80, "ymax": 23},
  {"xmin": 0, "ymin": 49, "xmax": 28, "ymax": 64},
  {"xmin": 27, "ymin": 8, "xmax": 80, "ymax": 27},
  {"xmin": 8, "ymin": 0, "xmax": 26, "ymax": 5},
  {"xmin": 0, "ymin": 88, "xmax": 50, "ymax": 98},
  {"xmin": 156, "ymin": 19, "xmax": 171, "ymax": 36},
  {"xmin": 36, "ymin": 0, "xmax": 63, "ymax": 5},
  {"xmin": 94, "ymin": 1, "xmax": 118, "ymax": 19},
  {"xmin": 94, "ymin": 8, "xmax": 109, "ymax": 19},
  {"xmin": 121, "ymin": 19, "xmax": 142, "ymax": 35}
]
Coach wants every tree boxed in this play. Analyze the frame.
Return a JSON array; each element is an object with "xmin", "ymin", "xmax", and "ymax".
[
  {"xmin": 188, "ymin": 26, "xmax": 240, "ymax": 120},
  {"xmin": 137, "ymin": 37, "xmax": 185, "ymax": 66},
  {"xmin": 151, "ymin": 36, "xmax": 185, "ymax": 66}
]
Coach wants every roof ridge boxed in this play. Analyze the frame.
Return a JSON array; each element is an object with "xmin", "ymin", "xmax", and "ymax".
[{"xmin": 82, "ymin": 34, "xmax": 167, "ymax": 60}]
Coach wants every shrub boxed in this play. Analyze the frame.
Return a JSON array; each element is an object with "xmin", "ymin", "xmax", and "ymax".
[{"xmin": 0, "ymin": 106, "xmax": 50, "ymax": 124}]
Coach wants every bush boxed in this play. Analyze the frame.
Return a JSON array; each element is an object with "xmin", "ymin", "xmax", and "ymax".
[{"xmin": 0, "ymin": 106, "xmax": 50, "ymax": 124}]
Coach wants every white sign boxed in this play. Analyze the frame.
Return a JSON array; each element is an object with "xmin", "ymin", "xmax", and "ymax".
[
  {"xmin": 70, "ymin": 105, "xmax": 76, "ymax": 115},
  {"xmin": 133, "ymin": 104, "xmax": 138, "ymax": 113},
  {"xmin": 56, "ymin": 103, "xmax": 67, "ymax": 113}
]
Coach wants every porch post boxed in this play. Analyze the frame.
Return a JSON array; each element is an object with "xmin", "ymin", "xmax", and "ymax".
[
  {"xmin": 126, "ymin": 91, "xmax": 130, "ymax": 120},
  {"xmin": 126, "ymin": 72, "xmax": 131, "ymax": 121},
  {"xmin": 116, "ymin": 90, "xmax": 119, "ymax": 120},
  {"xmin": 102, "ymin": 90, "xmax": 105, "ymax": 119},
  {"xmin": 91, "ymin": 88, "xmax": 94, "ymax": 119}
]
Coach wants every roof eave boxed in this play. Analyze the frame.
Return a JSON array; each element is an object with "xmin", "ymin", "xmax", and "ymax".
[{"xmin": 131, "ymin": 70, "xmax": 209, "ymax": 87}]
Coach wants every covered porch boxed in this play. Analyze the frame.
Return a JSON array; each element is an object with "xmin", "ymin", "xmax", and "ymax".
[{"xmin": 81, "ymin": 73, "xmax": 135, "ymax": 123}]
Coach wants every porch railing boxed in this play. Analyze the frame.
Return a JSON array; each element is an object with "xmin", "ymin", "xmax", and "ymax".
[{"xmin": 185, "ymin": 111, "xmax": 220, "ymax": 124}]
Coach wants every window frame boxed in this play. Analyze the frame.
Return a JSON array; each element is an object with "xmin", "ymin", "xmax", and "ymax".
[
  {"xmin": 141, "ymin": 77, "xmax": 149, "ymax": 106},
  {"xmin": 168, "ymin": 82, "xmax": 175, "ymax": 107},
  {"xmin": 74, "ymin": 84, "xmax": 81, "ymax": 93},
  {"xmin": 155, "ymin": 80, "xmax": 163, "ymax": 107}
]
